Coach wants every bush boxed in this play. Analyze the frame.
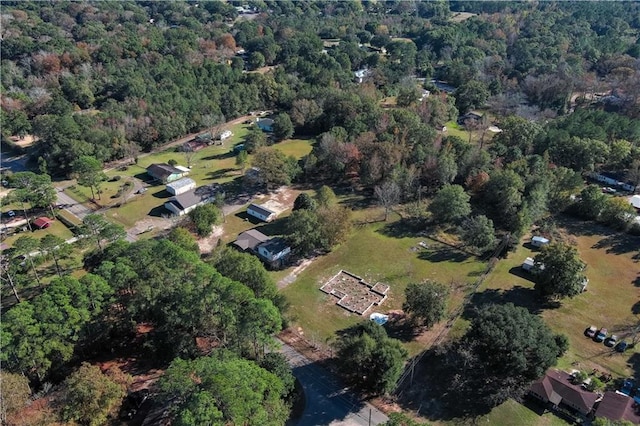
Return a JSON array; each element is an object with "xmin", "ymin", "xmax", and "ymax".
[
  {"xmin": 168, "ymin": 159, "xmax": 178, "ymax": 166},
  {"xmin": 188, "ymin": 204, "xmax": 221, "ymax": 237},
  {"xmin": 110, "ymin": 175, "xmax": 122, "ymax": 182}
]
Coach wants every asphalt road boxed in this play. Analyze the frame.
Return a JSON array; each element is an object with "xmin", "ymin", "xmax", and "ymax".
[{"xmin": 279, "ymin": 341, "xmax": 388, "ymax": 426}]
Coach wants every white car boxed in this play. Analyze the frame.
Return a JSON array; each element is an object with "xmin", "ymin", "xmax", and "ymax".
[{"xmin": 7, "ymin": 210, "xmax": 15, "ymax": 217}]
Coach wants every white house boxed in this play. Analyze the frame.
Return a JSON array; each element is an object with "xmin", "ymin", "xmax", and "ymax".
[
  {"xmin": 247, "ymin": 203, "xmax": 277, "ymax": 222},
  {"xmin": 531, "ymin": 236, "xmax": 550, "ymax": 248},
  {"xmin": 164, "ymin": 184, "xmax": 221, "ymax": 216},
  {"xmin": 256, "ymin": 237, "xmax": 291, "ymax": 268},
  {"xmin": 166, "ymin": 178, "xmax": 196, "ymax": 196}
]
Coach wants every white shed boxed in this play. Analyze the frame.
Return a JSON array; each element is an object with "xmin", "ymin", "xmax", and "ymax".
[
  {"xmin": 247, "ymin": 203, "xmax": 277, "ymax": 222},
  {"xmin": 630, "ymin": 195, "xmax": 640, "ymax": 210},
  {"xmin": 166, "ymin": 178, "xmax": 196, "ymax": 196},
  {"xmin": 531, "ymin": 236, "xmax": 550, "ymax": 248}
]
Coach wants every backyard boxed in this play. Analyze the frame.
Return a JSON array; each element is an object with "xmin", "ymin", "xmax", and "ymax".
[{"xmin": 281, "ymin": 211, "xmax": 486, "ymax": 355}]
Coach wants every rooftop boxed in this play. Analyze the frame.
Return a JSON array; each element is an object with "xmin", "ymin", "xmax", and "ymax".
[
  {"xmin": 233, "ymin": 229, "xmax": 270, "ymax": 251},
  {"xmin": 248, "ymin": 203, "xmax": 275, "ymax": 217}
]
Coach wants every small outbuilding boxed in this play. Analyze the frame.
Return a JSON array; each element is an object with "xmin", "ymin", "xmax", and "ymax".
[
  {"xmin": 630, "ymin": 194, "xmax": 640, "ymax": 210},
  {"xmin": 166, "ymin": 178, "xmax": 197, "ymax": 196},
  {"xmin": 531, "ymin": 236, "xmax": 550, "ymax": 248},
  {"xmin": 219, "ymin": 130, "xmax": 233, "ymax": 141},
  {"xmin": 256, "ymin": 118, "xmax": 274, "ymax": 132},
  {"xmin": 247, "ymin": 203, "xmax": 277, "ymax": 222},
  {"xmin": 522, "ymin": 257, "xmax": 536, "ymax": 272},
  {"xmin": 33, "ymin": 217, "xmax": 53, "ymax": 229}
]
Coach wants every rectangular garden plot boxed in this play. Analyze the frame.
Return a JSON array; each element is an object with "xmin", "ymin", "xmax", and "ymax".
[{"xmin": 320, "ymin": 270, "xmax": 389, "ymax": 315}]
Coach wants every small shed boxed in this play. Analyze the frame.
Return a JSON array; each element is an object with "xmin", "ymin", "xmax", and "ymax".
[
  {"xmin": 522, "ymin": 257, "xmax": 535, "ymax": 272},
  {"xmin": 630, "ymin": 195, "xmax": 640, "ymax": 210},
  {"xmin": 531, "ymin": 236, "xmax": 550, "ymax": 248},
  {"xmin": 247, "ymin": 203, "xmax": 277, "ymax": 222},
  {"xmin": 33, "ymin": 217, "xmax": 53, "ymax": 229},
  {"xmin": 166, "ymin": 178, "xmax": 196, "ymax": 196}
]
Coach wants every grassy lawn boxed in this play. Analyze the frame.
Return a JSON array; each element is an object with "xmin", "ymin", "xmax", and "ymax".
[
  {"xmin": 281, "ymin": 216, "xmax": 486, "ymax": 352},
  {"xmin": 2, "ymin": 220, "xmax": 74, "ymax": 248},
  {"xmin": 478, "ymin": 399, "xmax": 568, "ymax": 426}
]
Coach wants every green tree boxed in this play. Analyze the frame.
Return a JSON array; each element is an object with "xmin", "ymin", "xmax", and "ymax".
[
  {"xmin": 429, "ymin": 184, "xmax": 471, "ymax": 224},
  {"xmin": 454, "ymin": 80, "xmax": 489, "ymax": 113},
  {"xmin": 235, "ymin": 149, "xmax": 248, "ymax": 172},
  {"xmin": 248, "ymin": 51, "xmax": 266, "ymax": 70},
  {"xmin": 600, "ymin": 197, "xmax": 636, "ymax": 230},
  {"xmin": 158, "ymin": 354, "xmax": 289, "ymax": 426},
  {"xmin": 252, "ymin": 148, "xmax": 299, "ymax": 190},
  {"xmin": 10, "ymin": 172, "xmax": 57, "ymax": 229},
  {"xmin": 188, "ymin": 204, "xmax": 221, "ymax": 237},
  {"xmin": 334, "ymin": 321, "xmax": 408, "ymax": 395},
  {"xmin": 245, "ymin": 127, "xmax": 268, "ymax": 153},
  {"xmin": 211, "ymin": 247, "xmax": 278, "ymax": 301},
  {"xmin": 383, "ymin": 412, "xmax": 430, "ymax": 426},
  {"xmin": 293, "ymin": 192, "xmax": 316, "ymax": 211},
  {"xmin": 259, "ymin": 353, "xmax": 295, "ymax": 398},
  {"xmin": 72, "ymin": 156, "xmax": 107, "ymax": 200},
  {"xmin": 273, "ymin": 112, "xmax": 294, "ymax": 141},
  {"xmin": 459, "ymin": 215, "xmax": 497, "ymax": 252},
  {"xmin": 315, "ymin": 185, "xmax": 337, "ymax": 207},
  {"xmin": 13, "ymin": 236, "xmax": 41, "ymax": 285},
  {"xmin": 576, "ymin": 185, "xmax": 607, "ymax": 220},
  {"xmin": 403, "ymin": 281, "xmax": 449, "ymax": 328},
  {"xmin": 286, "ymin": 209, "xmax": 322, "ymax": 256},
  {"xmin": 81, "ymin": 214, "xmax": 126, "ymax": 252},
  {"xmin": 61, "ymin": 363, "xmax": 126, "ymax": 426},
  {"xmin": 0, "ymin": 372, "xmax": 31, "ymax": 424},
  {"xmin": 39, "ymin": 234, "xmax": 71, "ymax": 277},
  {"xmin": 459, "ymin": 303, "xmax": 568, "ymax": 407},
  {"xmin": 167, "ymin": 227, "xmax": 199, "ymax": 253},
  {"xmin": 437, "ymin": 148, "xmax": 458, "ymax": 184},
  {"xmin": 534, "ymin": 243, "xmax": 587, "ymax": 299}
]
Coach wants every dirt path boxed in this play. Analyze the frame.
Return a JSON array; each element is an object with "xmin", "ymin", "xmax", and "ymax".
[{"xmin": 278, "ymin": 257, "xmax": 315, "ymax": 289}]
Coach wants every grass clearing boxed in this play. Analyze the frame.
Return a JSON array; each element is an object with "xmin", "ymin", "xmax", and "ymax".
[
  {"xmin": 281, "ymin": 216, "xmax": 485, "ymax": 353},
  {"xmin": 478, "ymin": 399, "xmax": 568, "ymax": 426},
  {"xmin": 476, "ymin": 220, "xmax": 640, "ymax": 425},
  {"xmin": 2, "ymin": 220, "xmax": 74, "ymax": 248}
]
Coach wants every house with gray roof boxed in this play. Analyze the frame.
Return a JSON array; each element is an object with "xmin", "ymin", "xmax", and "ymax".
[
  {"xmin": 164, "ymin": 184, "xmax": 222, "ymax": 216},
  {"xmin": 247, "ymin": 203, "xmax": 277, "ymax": 222},
  {"xmin": 166, "ymin": 178, "xmax": 196, "ymax": 196},
  {"xmin": 147, "ymin": 163, "xmax": 188, "ymax": 183}
]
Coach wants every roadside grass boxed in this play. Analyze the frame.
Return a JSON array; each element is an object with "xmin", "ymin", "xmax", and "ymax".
[
  {"xmin": 281, "ymin": 215, "xmax": 486, "ymax": 353},
  {"xmin": 478, "ymin": 220, "xmax": 640, "ymax": 377}
]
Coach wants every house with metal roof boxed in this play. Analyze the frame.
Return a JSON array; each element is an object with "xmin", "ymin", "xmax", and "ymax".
[
  {"xmin": 247, "ymin": 203, "xmax": 277, "ymax": 222},
  {"xmin": 147, "ymin": 163, "xmax": 188, "ymax": 183},
  {"xmin": 233, "ymin": 229, "xmax": 270, "ymax": 252},
  {"xmin": 166, "ymin": 178, "xmax": 196, "ymax": 196},
  {"xmin": 529, "ymin": 370, "xmax": 599, "ymax": 417},
  {"xmin": 164, "ymin": 184, "xmax": 222, "ymax": 216},
  {"xmin": 595, "ymin": 391, "xmax": 640, "ymax": 424}
]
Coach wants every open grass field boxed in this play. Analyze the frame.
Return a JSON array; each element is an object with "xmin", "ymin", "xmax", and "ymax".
[
  {"xmin": 473, "ymin": 219, "xmax": 640, "ymax": 425},
  {"xmin": 478, "ymin": 399, "xmax": 569, "ymax": 426},
  {"xmin": 281, "ymin": 214, "xmax": 486, "ymax": 353}
]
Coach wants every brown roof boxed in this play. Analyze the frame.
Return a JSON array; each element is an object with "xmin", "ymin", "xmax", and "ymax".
[
  {"xmin": 147, "ymin": 163, "xmax": 182, "ymax": 179},
  {"xmin": 595, "ymin": 391, "xmax": 640, "ymax": 423},
  {"xmin": 529, "ymin": 370, "xmax": 599, "ymax": 415}
]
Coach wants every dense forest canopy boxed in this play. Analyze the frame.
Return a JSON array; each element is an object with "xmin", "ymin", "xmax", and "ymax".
[{"xmin": 1, "ymin": 0, "xmax": 639, "ymax": 176}]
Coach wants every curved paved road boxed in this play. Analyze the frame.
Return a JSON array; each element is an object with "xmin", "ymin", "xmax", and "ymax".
[{"xmin": 279, "ymin": 341, "xmax": 388, "ymax": 426}]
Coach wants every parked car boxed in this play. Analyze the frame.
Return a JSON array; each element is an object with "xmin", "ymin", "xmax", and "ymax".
[
  {"xmin": 615, "ymin": 341, "xmax": 629, "ymax": 353},
  {"xmin": 621, "ymin": 378, "xmax": 634, "ymax": 395},
  {"xmin": 604, "ymin": 335, "xmax": 618, "ymax": 347},
  {"xmin": 585, "ymin": 325, "xmax": 598, "ymax": 338},
  {"xmin": 602, "ymin": 187, "xmax": 617, "ymax": 194},
  {"xmin": 595, "ymin": 328, "xmax": 607, "ymax": 342}
]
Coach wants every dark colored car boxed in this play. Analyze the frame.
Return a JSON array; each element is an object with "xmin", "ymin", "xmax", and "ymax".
[
  {"xmin": 585, "ymin": 325, "xmax": 597, "ymax": 338},
  {"xmin": 594, "ymin": 328, "xmax": 607, "ymax": 342},
  {"xmin": 615, "ymin": 341, "xmax": 629, "ymax": 353},
  {"xmin": 604, "ymin": 335, "xmax": 618, "ymax": 347}
]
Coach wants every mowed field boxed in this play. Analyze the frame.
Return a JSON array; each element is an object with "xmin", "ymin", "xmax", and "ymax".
[
  {"xmin": 281, "ymin": 211, "xmax": 486, "ymax": 354},
  {"xmin": 477, "ymin": 219, "xmax": 640, "ymax": 425}
]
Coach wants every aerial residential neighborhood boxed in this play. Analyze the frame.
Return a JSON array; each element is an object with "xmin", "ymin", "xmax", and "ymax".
[{"xmin": 1, "ymin": 2, "xmax": 640, "ymax": 426}]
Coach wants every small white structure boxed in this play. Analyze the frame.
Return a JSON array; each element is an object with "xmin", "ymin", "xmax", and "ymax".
[
  {"xmin": 522, "ymin": 257, "xmax": 536, "ymax": 272},
  {"xmin": 370, "ymin": 313, "xmax": 389, "ymax": 325},
  {"xmin": 354, "ymin": 68, "xmax": 372, "ymax": 83},
  {"xmin": 219, "ymin": 130, "xmax": 233, "ymax": 141},
  {"xmin": 630, "ymin": 195, "xmax": 640, "ymax": 210},
  {"xmin": 247, "ymin": 203, "xmax": 277, "ymax": 222},
  {"xmin": 166, "ymin": 178, "xmax": 196, "ymax": 196},
  {"xmin": 531, "ymin": 236, "xmax": 550, "ymax": 248}
]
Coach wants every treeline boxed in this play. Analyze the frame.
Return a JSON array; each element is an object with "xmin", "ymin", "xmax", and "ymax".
[{"xmin": 2, "ymin": 1, "xmax": 639, "ymax": 177}]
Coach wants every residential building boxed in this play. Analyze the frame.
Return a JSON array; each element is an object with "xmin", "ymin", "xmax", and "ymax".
[
  {"xmin": 528, "ymin": 370, "xmax": 599, "ymax": 417},
  {"xmin": 233, "ymin": 229, "xmax": 270, "ymax": 252},
  {"xmin": 247, "ymin": 203, "xmax": 277, "ymax": 222},
  {"xmin": 166, "ymin": 178, "xmax": 196, "ymax": 196},
  {"xmin": 164, "ymin": 184, "xmax": 222, "ymax": 216},
  {"xmin": 146, "ymin": 163, "xmax": 188, "ymax": 183},
  {"xmin": 595, "ymin": 391, "xmax": 640, "ymax": 424}
]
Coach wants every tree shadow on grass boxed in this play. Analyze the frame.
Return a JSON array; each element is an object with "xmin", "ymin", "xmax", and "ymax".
[
  {"xmin": 254, "ymin": 217, "xmax": 289, "ymax": 236},
  {"xmin": 463, "ymin": 287, "xmax": 558, "ymax": 318},
  {"xmin": 206, "ymin": 168, "xmax": 236, "ymax": 180},
  {"xmin": 508, "ymin": 266, "xmax": 536, "ymax": 284},
  {"xmin": 627, "ymin": 352, "xmax": 640, "ymax": 378},
  {"xmin": 632, "ymin": 300, "xmax": 640, "ymax": 315},
  {"xmin": 202, "ymin": 151, "xmax": 234, "ymax": 161},
  {"xmin": 591, "ymin": 233, "xmax": 640, "ymax": 257},
  {"xmin": 418, "ymin": 247, "xmax": 470, "ymax": 263},
  {"xmin": 377, "ymin": 219, "xmax": 426, "ymax": 239},
  {"xmin": 384, "ymin": 318, "xmax": 422, "ymax": 343},
  {"xmin": 134, "ymin": 172, "xmax": 155, "ymax": 183}
]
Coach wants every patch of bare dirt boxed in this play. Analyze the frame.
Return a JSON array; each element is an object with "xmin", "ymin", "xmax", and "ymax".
[{"xmin": 198, "ymin": 225, "xmax": 224, "ymax": 254}]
